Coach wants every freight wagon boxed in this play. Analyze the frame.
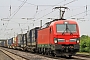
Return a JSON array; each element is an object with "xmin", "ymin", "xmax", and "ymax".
[
  {"xmin": 8, "ymin": 38, "xmax": 13, "ymax": 48},
  {"xmin": 21, "ymin": 33, "xmax": 27, "ymax": 51},
  {"xmin": 0, "ymin": 40, "xmax": 8, "ymax": 47},
  {"xmin": 4, "ymin": 40, "xmax": 8, "ymax": 47},
  {"xmin": 16, "ymin": 34, "xmax": 23, "ymax": 50},
  {"xmin": 0, "ymin": 41, "xmax": 4, "ymax": 47},
  {"xmin": 25, "ymin": 27, "xmax": 40, "ymax": 52}
]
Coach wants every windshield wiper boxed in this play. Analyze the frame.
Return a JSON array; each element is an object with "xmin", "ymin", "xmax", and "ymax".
[
  {"xmin": 62, "ymin": 29, "xmax": 73, "ymax": 35},
  {"xmin": 62, "ymin": 29, "xmax": 66, "ymax": 35},
  {"xmin": 62, "ymin": 24, "xmax": 73, "ymax": 35},
  {"xmin": 68, "ymin": 28, "xmax": 73, "ymax": 35}
]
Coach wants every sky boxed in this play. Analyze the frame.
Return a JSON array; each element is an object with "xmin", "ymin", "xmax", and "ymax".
[{"xmin": 0, "ymin": 0, "xmax": 90, "ymax": 39}]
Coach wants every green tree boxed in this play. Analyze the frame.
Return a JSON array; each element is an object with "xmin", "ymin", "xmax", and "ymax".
[{"xmin": 80, "ymin": 35, "xmax": 90, "ymax": 52}]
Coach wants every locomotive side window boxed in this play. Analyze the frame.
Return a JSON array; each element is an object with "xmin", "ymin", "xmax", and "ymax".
[{"xmin": 50, "ymin": 27, "xmax": 52, "ymax": 33}]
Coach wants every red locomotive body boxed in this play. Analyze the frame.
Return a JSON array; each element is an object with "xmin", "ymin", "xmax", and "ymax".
[{"xmin": 37, "ymin": 19, "xmax": 80, "ymax": 57}]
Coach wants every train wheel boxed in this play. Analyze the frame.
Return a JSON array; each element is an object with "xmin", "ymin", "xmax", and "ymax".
[
  {"xmin": 45, "ymin": 49, "xmax": 49, "ymax": 55},
  {"xmin": 42, "ymin": 48, "xmax": 45, "ymax": 55},
  {"xmin": 39, "ymin": 48, "xmax": 42, "ymax": 54}
]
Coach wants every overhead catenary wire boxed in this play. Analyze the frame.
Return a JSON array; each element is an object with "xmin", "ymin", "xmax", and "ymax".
[
  {"xmin": 66, "ymin": 0, "xmax": 89, "ymax": 21},
  {"xmin": 36, "ymin": 10, "xmax": 56, "ymax": 20},
  {"xmin": 35, "ymin": 0, "xmax": 78, "ymax": 20},
  {"xmin": 37, "ymin": 0, "xmax": 67, "ymax": 13},
  {"xmin": 29, "ymin": 0, "xmax": 68, "ymax": 27},
  {"xmin": 31, "ymin": 0, "xmax": 67, "ymax": 20},
  {"xmin": 18, "ymin": 0, "xmax": 36, "ymax": 6},
  {"xmin": 30, "ymin": 0, "xmax": 84, "ymax": 30},
  {"xmin": 10, "ymin": 0, "xmax": 27, "ymax": 19},
  {"xmin": 63, "ymin": 0, "xmax": 78, "ymax": 6},
  {"xmin": 5, "ymin": 0, "xmax": 27, "ymax": 27},
  {"xmin": 52, "ymin": 6, "xmax": 85, "ymax": 19},
  {"xmin": 65, "ymin": 5, "xmax": 90, "ymax": 21},
  {"xmin": 69, "ymin": 6, "xmax": 86, "ymax": 11},
  {"xmin": 1, "ymin": 0, "xmax": 87, "ymax": 39},
  {"xmin": 3, "ymin": 0, "xmax": 27, "ymax": 38},
  {"xmin": 67, "ymin": 9, "xmax": 90, "ymax": 19}
]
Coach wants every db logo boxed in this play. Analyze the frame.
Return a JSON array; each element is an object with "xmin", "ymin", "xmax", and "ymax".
[{"xmin": 66, "ymin": 40, "xmax": 69, "ymax": 42}]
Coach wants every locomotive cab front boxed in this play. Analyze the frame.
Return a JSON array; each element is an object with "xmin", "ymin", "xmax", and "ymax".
[{"xmin": 50, "ymin": 20, "xmax": 80, "ymax": 57}]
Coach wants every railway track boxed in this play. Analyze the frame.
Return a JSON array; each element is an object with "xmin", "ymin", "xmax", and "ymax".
[
  {"xmin": 0, "ymin": 47, "xmax": 90, "ymax": 60},
  {"xmin": 75, "ymin": 54, "xmax": 90, "ymax": 58},
  {"xmin": 40, "ymin": 54, "xmax": 90, "ymax": 60},
  {"xmin": 0, "ymin": 48, "xmax": 27, "ymax": 60}
]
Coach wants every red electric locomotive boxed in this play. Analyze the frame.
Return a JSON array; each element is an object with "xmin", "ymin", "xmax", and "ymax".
[{"xmin": 37, "ymin": 19, "xmax": 80, "ymax": 57}]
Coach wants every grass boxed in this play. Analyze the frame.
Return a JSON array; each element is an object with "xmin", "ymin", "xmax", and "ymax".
[{"xmin": 76, "ymin": 52, "xmax": 90, "ymax": 55}]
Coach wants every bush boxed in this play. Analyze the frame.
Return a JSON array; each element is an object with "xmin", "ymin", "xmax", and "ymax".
[{"xmin": 80, "ymin": 35, "xmax": 90, "ymax": 52}]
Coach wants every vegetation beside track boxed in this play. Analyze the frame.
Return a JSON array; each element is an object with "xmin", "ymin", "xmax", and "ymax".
[
  {"xmin": 77, "ymin": 52, "xmax": 90, "ymax": 55},
  {"xmin": 80, "ymin": 35, "xmax": 90, "ymax": 55}
]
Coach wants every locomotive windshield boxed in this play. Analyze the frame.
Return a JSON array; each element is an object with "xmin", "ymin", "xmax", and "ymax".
[{"xmin": 56, "ymin": 24, "xmax": 76, "ymax": 33}]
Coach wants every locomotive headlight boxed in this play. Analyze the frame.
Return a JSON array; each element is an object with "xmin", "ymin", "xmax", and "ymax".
[
  {"xmin": 77, "ymin": 40, "xmax": 79, "ymax": 43},
  {"xmin": 54, "ymin": 40, "xmax": 58, "ymax": 43},
  {"xmin": 76, "ymin": 38, "xmax": 80, "ymax": 43},
  {"xmin": 54, "ymin": 38, "xmax": 58, "ymax": 43}
]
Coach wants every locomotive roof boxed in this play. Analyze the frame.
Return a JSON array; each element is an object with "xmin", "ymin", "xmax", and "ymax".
[
  {"xmin": 41, "ymin": 19, "xmax": 77, "ymax": 29},
  {"xmin": 47, "ymin": 19, "xmax": 76, "ymax": 24},
  {"xmin": 51, "ymin": 19, "xmax": 77, "ymax": 24}
]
